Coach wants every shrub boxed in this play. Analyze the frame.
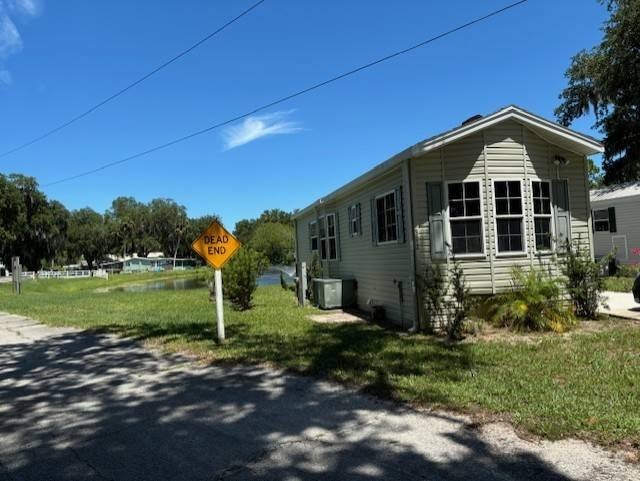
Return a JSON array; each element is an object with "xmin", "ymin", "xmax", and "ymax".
[
  {"xmin": 492, "ymin": 267, "xmax": 576, "ymax": 332},
  {"xmin": 421, "ymin": 263, "xmax": 446, "ymax": 332},
  {"xmin": 561, "ymin": 240, "xmax": 607, "ymax": 319},
  {"xmin": 444, "ymin": 259, "xmax": 473, "ymax": 340},
  {"xmin": 279, "ymin": 271, "xmax": 288, "ymax": 290},
  {"xmin": 219, "ymin": 247, "xmax": 268, "ymax": 310},
  {"xmin": 615, "ymin": 263, "xmax": 640, "ymax": 278}
]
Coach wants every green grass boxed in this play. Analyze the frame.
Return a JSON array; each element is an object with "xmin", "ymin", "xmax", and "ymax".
[
  {"xmin": 604, "ymin": 276, "xmax": 635, "ymax": 292},
  {"xmin": 1, "ymin": 274, "xmax": 639, "ymax": 449}
]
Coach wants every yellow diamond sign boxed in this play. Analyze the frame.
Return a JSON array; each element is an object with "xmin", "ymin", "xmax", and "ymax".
[{"xmin": 191, "ymin": 221, "xmax": 241, "ymax": 269}]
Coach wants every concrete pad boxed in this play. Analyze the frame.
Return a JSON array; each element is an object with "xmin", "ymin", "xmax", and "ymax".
[
  {"xmin": 600, "ymin": 291, "xmax": 640, "ymax": 320},
  {"xmin": 0, "ymin": 315, "xmax": 638, "ymax": 481}
]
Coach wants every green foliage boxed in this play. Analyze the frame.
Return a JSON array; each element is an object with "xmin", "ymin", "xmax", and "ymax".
[
  {"xmin": 561, "ymin": 241, "xmax": 608, "ymax": 319},
  {"xmin": 250, "ymin": 222, "xmax": 294, "ymax": 265},
  {"xmin": 67, "ymin": 208, "xmax": 108, "ymax": 270},
  {"xmin": 0, "ymin": 174, "xmax": 70, "ymax": 270},
  {"xmin": 491, "ymin": 267, "xmax": 576, "ymax": 333},
  {"xmin": 421, "ymin": 263, "xmax": 446, "ymax": 332},
  {"xmin": 444, "ymin": 259, "xmax": 473, "ymax": 341},
  {"xmin": 419, "ymin": 259, "xmax": 473, "ymax": 340},
  {"xmin": 615, "ymin": 263, "xmax": 640, "ymax": 278},
  {"xmin": 220, "ymin": 247, "xmax": 268, "ymax": 310},
  {"xmin": 233, "ymin": 209, "xmax": 293, "ymax": 264},
  {"xmin": 586, "ymin": 158, "xmax": 604, "ymax": 188},
  {"xmin": 279, "ymin": 271, "xmax": 288, "ymax": 290},
  {"xmin": 555, "ymin": 0, "xmax": 640, "ymax": 184}
]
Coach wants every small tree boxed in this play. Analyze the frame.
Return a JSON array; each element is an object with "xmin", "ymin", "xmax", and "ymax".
[
  {"xmin": 421, "ymin": 263, "xmax": 446, "ymax": 332},
  {"xmin": 444, "ymin": 259, "xmax": 473, "ymax": 341},
  {"xmin": 221, "ymin": 247, "xmax": 268, "ymax": 310},
  {"xmin": 561, "ymin": 240, "xmax": 607, "ymax": 319}
]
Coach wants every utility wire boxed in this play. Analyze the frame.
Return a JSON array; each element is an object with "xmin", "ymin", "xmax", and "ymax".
[
  {"xmin": 0, "ymin": 0, "xmax": 267, "ymax": 159},
  {"xmin": 44, "ymin": 0, "xmax": 529, "ymax": 187}
]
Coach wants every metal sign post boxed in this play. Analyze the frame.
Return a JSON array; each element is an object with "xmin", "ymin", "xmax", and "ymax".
[
  {"xmin": 191, "ymin": 221, "xmax": 241, "ymax": 343},
  {"xmin": 214, "ymin": 269, "xmax": 225, "ymax": 342}
]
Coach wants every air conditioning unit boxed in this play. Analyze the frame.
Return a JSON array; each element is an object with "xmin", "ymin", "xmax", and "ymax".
[{"xmin": 313, "ymin": 278, "xmax": 356, "ymax": 309}]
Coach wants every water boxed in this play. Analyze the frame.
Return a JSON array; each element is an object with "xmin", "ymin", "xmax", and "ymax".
[
  {"xmin": 98, "ymin": 267, "xmax": 294, "ymax": 293},
  {"xmin": 107, "ymin": 278, "xmax": 206, "ymax": 293}
]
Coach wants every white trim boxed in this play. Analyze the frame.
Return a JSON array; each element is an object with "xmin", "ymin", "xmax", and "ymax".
[
  {"xmin": 593, "ymin": 208, "xmax": 610, "ymax": 232},
  {"xmin": 529, "ymin": 179, "xmax": 555, "ymax": 254},
  {"xmin": 374, "ymin": 190, "xmax": 400, "ymax": 245},
  {"xmin": 492, "ymin": 179, "xmax": 527, "ymax": 256},
  {"xmin": 445, "ymin": 180, "xmax": 486, "ymax": 258},
  {"xmin": 348, "ymin": 203, "xmax": 361, "ymax": 237},
  {"xmin": 293, "ymin": 105, "xmax": 603, "ymax": 221}
]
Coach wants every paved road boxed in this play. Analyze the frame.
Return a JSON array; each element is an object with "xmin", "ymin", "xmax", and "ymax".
[
  {"xmin": 601, "ymin": 291, "xmax": 640, "ymax": 320},
  {"xmin": 1, "ymin": 313, "xmax": 637, "ymax": 481}
]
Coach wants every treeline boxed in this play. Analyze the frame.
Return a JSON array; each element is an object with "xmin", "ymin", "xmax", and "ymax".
[
  {"xmin": 0, "ymin": 173, "xmax": 296, "ymax": 272},
  {"xmin": 0, "ymin": 174, "xmax": 217, "ymax": 271},
  {"xmin": 233, "ymin": 209, "xmax": 294, "ymax": 266}
]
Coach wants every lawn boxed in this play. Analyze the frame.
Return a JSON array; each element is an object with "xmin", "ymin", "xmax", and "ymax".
[
  {"xmin": 1, "ymin": 272, "xmax": 639, "ymax": 449},
  {"xmin": 604, "ymin": 276, "xmax": 635, "ymax": 292}
]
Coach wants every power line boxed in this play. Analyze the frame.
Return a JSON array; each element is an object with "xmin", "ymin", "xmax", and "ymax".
[
  {"xmin": 0, "ymin": 0, "xmax": 267, "ymax": 159},
  {"xmin": 44, "ymin": 0, "xmax": 529, "ymax": 187}
]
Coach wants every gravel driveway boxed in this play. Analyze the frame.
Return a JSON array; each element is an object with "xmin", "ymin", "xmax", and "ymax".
[{"xmin": 0, "ymin": 312, "xmax": 637, "ymax": 481}]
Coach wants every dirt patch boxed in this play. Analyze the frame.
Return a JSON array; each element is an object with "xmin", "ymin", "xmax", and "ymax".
[{"xmin": 307, "ymin": 309, "xmax": 368, "ymax": 324}]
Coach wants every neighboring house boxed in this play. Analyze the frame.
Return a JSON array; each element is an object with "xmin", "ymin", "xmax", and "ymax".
[
  {"xmin": 100, "ymin": 257, "xmax": 198, "ymax": 273},
  {"xmin": 590, "ymin": 182, "xmax": 640, "ymax": 265},
  {"xmin": 293, "ymin": 105, "xmax": 603, "ymax": 328}
]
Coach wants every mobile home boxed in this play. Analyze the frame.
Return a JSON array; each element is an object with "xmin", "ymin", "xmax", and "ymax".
[
  {"xmin": 591, "ymin": 182, "xmax": 640, "ymax": 265},
  {"xmin": 293, "ymin": 105, "xmax": 603, "ymax": 328}
]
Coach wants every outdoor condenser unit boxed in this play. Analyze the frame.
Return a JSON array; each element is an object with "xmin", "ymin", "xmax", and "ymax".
[{"xmin": 313, "ymin": 278, "xmax": 356, "ymax": 309}]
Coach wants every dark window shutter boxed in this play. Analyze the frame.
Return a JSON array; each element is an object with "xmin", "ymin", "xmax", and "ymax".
[
  {"xmin": 335, "ymin": 212, "xmax": 341, "ymax": 260},
  {"xmin": 591, "ymin": 210, "xmax": 595, "ymax": 233},
  {"xmin": 427, "ymin": 182, "xmax": 446, "ymax": 259},
  {"xmin": 395, "ymin": 186, "xmax": 406, "ymax": 243},
  {"xmin": 608, "ymin": 207, "xmax": 617, "ymax": 233},
  {"xmin": 347, "ymin": 207, "xmax": 353, "ymax": 236},
  {"xmin": 552, "ymin": 179, "xmax": 571, "ymax": 250},
  {"xmin": 370, "ymin": 198, "xmax": 378, "ymax": 246}
]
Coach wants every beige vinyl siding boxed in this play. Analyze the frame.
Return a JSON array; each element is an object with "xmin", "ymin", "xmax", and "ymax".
[
  {"xmin": 591, "ymin": 196, "xmax": 640, "ymax": 263},
  {"xmin": 294, "ymin": 167, "xmax": 414, "ymax": 326},
  {"xmin": 411, "ymin": 119, "xmax": 592, "ymax": 296}
]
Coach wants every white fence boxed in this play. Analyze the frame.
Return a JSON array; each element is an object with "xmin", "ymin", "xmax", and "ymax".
[{"xmin": 20, "ymin": 269, "xmax": 109, "ymax": 280}]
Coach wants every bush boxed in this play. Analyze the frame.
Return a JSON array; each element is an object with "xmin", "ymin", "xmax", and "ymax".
[
  {"xmin": 491, "ymin": 267, "xmax": 576, "ymax": 332},
  {"xmin": 444, "ymin": 259, "xmax": 473, "ymax": 341},
  {"xmin": 419, "ymin": 258, "xmax": 473, "ymax": 340},
  {"xmin": 561, "ymin": 241, "xmax": 607, "ymax": 319},
  {"xmin": 279, "ymin": 271, "xmax": 288, "ymax": 290},
  {"xmin": 615, "ymin": 263, "xmax": 640, "ymax": 278},
  {"xmin": 218, "ymin": 247, "xmax": 268, "ymax": 310}
]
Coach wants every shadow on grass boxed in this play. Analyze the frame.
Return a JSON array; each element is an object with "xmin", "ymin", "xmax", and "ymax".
[{"xmin": 0, "ymin": 328, "xmax": 577, "ymax": 481}]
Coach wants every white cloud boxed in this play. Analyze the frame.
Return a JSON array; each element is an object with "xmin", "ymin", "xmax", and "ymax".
[
  {"xmin": 0, "ymin": 68, "xmax": 11, "ymax": 85},
  {"xmin": 0, "ymin": 0, "xmax": 41, "ymax": 85},
  {"xmin": 222, "ymin": 110, "xmax": 303, "ymax": 150}
]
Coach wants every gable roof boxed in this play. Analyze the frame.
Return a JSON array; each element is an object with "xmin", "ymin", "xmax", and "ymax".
[
  {"xmin": 294, "ymin": 105, "xmax": 604, "ymax": 219},
  {"xmin": 591, "ymin": 182, "xmax": 640, "ymax": 203}
]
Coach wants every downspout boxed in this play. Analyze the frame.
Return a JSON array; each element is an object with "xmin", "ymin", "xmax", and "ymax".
[{"xmin": 402, "ymin": 158, "xmax": 419, "ymax": 332}]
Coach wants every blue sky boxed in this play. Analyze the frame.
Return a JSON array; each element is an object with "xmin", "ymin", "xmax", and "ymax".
[{"xmin": 0, "ymin": 0, "xmax": 608, "ymax": 228}]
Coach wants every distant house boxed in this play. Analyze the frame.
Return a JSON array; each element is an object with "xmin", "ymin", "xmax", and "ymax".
[
  {"xmin": 293, "ymin": 105, "xmax": 603, "ymax": 328},
  {"xmin": 590, "ymin": 182, "xmax": 640, "ymax": 265},
  {"xmin": 100, "ymin": 257, "xmax": 198, "ymax": 273}
]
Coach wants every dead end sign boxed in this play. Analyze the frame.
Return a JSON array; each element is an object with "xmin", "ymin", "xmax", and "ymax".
[{"xmin": 191, "ymin": 221, "xmax": 241, "ymax": 270}]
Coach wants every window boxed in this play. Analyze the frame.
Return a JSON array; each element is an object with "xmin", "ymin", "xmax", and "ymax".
[
  {"xmin": 375, "ymin": 192, "xmax": 398, "ymax": 243},
  {"xmin": 494, "ymin": 180, "xmax": 525, "ymax": 253},
  {"xmin": 348, "ymin": 203, "xmax": 361, "ymax": 237},
  {"xmin": 532, "ymin": 180, "xmax": 552, "ymax": 251},
  {"xmin": 326, "ymin": 214, "xmax": 338, "ymax": 260},
  {"xmin": 448, "ymin": 181, "xmax": 483, "ymax": 255},
  {"xmin": 318, "ymin": 214, "xmax": 338, "ymax": 260},
  {"xmin": 594, "ymin": 209, "xmax": 610, "ymax": 232},
  {"xmin": 309, "ymin": 221, "xmax": 318, "ymax": 251}
]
